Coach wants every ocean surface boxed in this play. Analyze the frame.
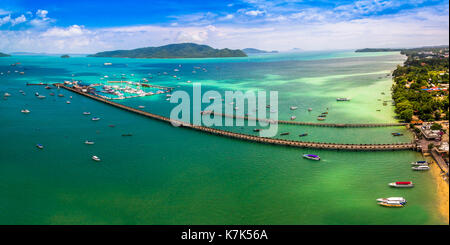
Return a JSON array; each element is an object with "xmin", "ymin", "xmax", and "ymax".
[{"xmin": 0, "ymin": 51, "xmax": 446, "ymax": 224}]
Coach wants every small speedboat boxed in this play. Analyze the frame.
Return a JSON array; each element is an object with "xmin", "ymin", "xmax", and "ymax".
[
  {"xmin": 37, "ymin": 95, "xmax": 46, "ymax": 99},
  {"xmin": 66, "ymin": 101, "xmax": 71, "ymax": 104},
  {"xmin": 290, "ymin": 116, "xmax": 296, "ymax": 120},
  {"xmin": 83, "ymin": 112, "xmax": 91, "ymax": 115},
  {"xmin": 317, "ymin": 117, "xmax": 325, "ymax": 121},
  {"xmin": 389, "ymin": 181, "xmax": 414, "ymax": 188},
  {"xmin": 4, "ymin": 92, "xmax": 11, "ymax": 97},
  {"xmin": 303, "ymin": 154, "xmax": 320, "ymax": 161},
  {"xmin": 21, "ymin": 109, "xmax": 30, "ymax": 114},
  {"xmin": 92, "ymin": 155, "xmax": 101, "ymax": 161},
  {"xmin": 36, "ymin": 144, "xmax": 44, "ymax": 149},
  {"xmin": 138, "ymin": 105, "xmax": 145, "ymax": 109},
  {"xmin": 411, "ymin": 161, "xmax": 428, "ymax": 166},
  {"xmin": 58, "ymin": 94, "xmax": 64, "ymax": 97},
  {"xmin": 412, "ymin": 165, "xmax": 430, "ymax": 171},
  {"xmin": 35, "ymin": 92, "xmax": 39, "ymax": 96},
  {"xmin": 307, "ymin": 108, "xmax": 312, "ymax": 111},
  {"xmin": 280, "ymin": 132, "xmax": 290, "ymax": 136},
  {"xmin": 92, "ymin": 117, "xmax": 101, "ymax": 121},
  {"xmin": 391, "ymin": 133, "xmax": 403, "ymax": 136},
  {"xmin": 290, "ymin": 106, "xmax": 298, "ymax": 110},
  {"xmin": 84, "ymin": 140, "xmax": 95, "ymax": 145},
  {"xmin": 299, "ymin": 133, "xmax": 308, "ymax": 137},
  {"xmin": 336, "ymin": 98, "xmax": 351, "ymax": 101},
  {"xmin": 376, "ymin": 197, "xmax": 406, "ymax": 203},
  {"xmin": 378, "ymin": 201, "xmax": 405, "ymax": 207},
  {"xmin": 253, "ymin": 129, "xmax": 261, "ymax": 132}
]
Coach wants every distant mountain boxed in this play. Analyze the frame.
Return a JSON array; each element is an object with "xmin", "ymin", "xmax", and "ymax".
[
  {"xmin": 355, "ymin": 48, "xmax": 402, "ymax": 52},
  {"xmin": 0, "ymin": 52, "xmax": 10, "ymax": 57},
  {"xmin": 242, "ymin": 48, "xmax": 278, "ymax": 54},
  {"xmin": 61, "ymin": 54, "xmax": 70, "ymax": 58},
  {"xmin": 88, "ymin": 43, "xmax": 247, "ymax": 58}
]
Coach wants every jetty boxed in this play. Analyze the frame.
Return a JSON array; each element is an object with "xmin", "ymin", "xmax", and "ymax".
[
  {"xmin": 26, "ymin": 83, "xmax": 48, "ymax": 86},
  {"xmin": 55, "ymin": 83, "xmax": 417, "ymax": 151},
  {"xmin": 209, "ymin": 112, "xmax": 407, "ymax": 128}
]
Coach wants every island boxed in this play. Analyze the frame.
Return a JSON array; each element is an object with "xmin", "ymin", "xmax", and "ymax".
[
  {"xmin": 355, "ymin": 48, "xmax": 402, "ymax": 52},
  {"xmin": 61, "ymin": 54, "xmax": 70, "ymax": 58},
  {"xmin": 242, "ymin": 48, "xmax": 278, "ymax": 54},
  {"xmin": 87, "ymin": 43, "xmax": 247, "ymax": 58},
  {"xmin": 0, "ymin": 52, "xmax": 11, "ymax": 57}
]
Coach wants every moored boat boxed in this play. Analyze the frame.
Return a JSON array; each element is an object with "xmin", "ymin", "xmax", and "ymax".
[
  {"xmin": 290, "ymin": 106, "xmax": 298, "ymax": 110},
  {"xmin": 411, "ymin": 161, "xmax": 428, "ymax": 166},
  {"xmin": 92, "ymin": 155, "xmax": 101, "ymax": 161},
  {"xmin": 303, "ymin": 154, "xmax": 320, "ymax": 161},
  {"xmin": 317, "ymin": 117, "xmax": 325, "ymax": 121},
  {"xmin": 253, "ymin": 129, "xmax": 261, "ymax": 132},
  {"xmin": 376, "ymin": 197, "xmax": 406, "ymax": 203},
  {"xmin": 92, "ymin": 117, "xmax": 101, "ymax": 121},
  {"xmin": 21, "ymin": 109, "xmax": 30, "ymax": 113},
  {"xmin": 66, "ymin": 100, "xmax": 71, "ymax": 104},
  {"xmin": 389, "ymin": 181, "xmax": 414, "ymax": 188},
  {"xmin": 378, "ymin": 201, "xmax": 405, "ymax": 207},
  {"xmin": 37, "ymin": 95, "xmax": 46, "ymax": 99},
  {"xmin": 138, "ymin": 105, "xmax": 145, "ymax": 109},
  {"xmin": 392, "ymin": 132, "xmax": 403, "ymax": 136},
  {"xmin": 122, "ymin": 133, "xmax": 133, "ymax": 136},
  {"xmin": 280, "ymin": 132, "xmax": 290, "ymax": 136},
  {"xmin": 83, "ymin": 112, "xmax": 91, "ymax": 115},
  {"xmin": 412, "ymin": 165, "xmax": 430, "ymax": 171},
  {"xmin": 4, "ymin": 92, "xmax": 11, "ymax": 97},
  {"xmin": 36, "ymin": 144, "xmax": 44, "ymax": 149},
  {"xmin": 299, "ymin": 133, "xmax": 308, "ymax": 137},
  {"xmin": 336, "ymin": 97, "xmax": 351, "ymax": 101},
  {"xmin": 84, "ymin": 140, "xmax": 95, "ymax": 145},
  {"xmin": 290, "ymin": 116, "xmax": 296, "ymax": 120}
]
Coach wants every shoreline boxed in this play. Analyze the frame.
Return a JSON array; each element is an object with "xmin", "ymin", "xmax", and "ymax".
[{"xmin": 429, "ymin": 160, "xmax": 449, "ymax": 224}]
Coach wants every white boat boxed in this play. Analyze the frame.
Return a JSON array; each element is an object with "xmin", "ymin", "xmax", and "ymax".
[
  {"xmin": 290, "ymin": 116, "xmax": 296, "ymax": 120},
  {"xmin": 37, "ymin": 95, "xmax": 46, "ymax": 99},
  {"xmin": 308, "ymin": 108, "xmax": 312, "ymax": 111},
  {"xmin": 104, "ymin": 63, "xmax": 112, "ymax": 66},
  {"xmin": 92, "ymin": 117, "xmax": 101, "ymax": 121},
  {"xmin": 21, "ymin": 109, "xmax": 30, "ymax": 114},
  {"xmin": 85, "ymin": 140, "xmax": 95, "ymax": 145},
  {"xmin": 376, "ymin": 197, "xmax": 406, "ymax": 203},
  {"xmin": 389, "ymin": 182, "xmax": 414, "ymax": 188},
  {"xmin": 410, "ymin": 161, "xmax": 428, "ymax": 166},
  {"xmin": 166, "ymin": 94, "xmax": 172, "ymax": 97},
  {"xmin": 83, "ymin": 112, "xmax": 91, "ymax": 115},
  {"xmin": 4, "ymin": 92, "xmax": 11, "ymax": 97},
  {"xmin": 36, "ymin": 144, "xmax": 44, "ymax": 149},
  {"xmin": 412, "ymin": 165, "xmax": 430, "ymax": 171},
  {"xmin": 303, "ymin": 154, "xmax": 320, "ymax": 161},
  {"xmin": 66, "ymin": 101, "xmax": 71, "ymax": 104},
  {"xmin": 92, "ymin": 155, "xmax": 101, "ymax": 161},
  {"xmin": 138, "ymin": 105, "xmax": 145, "ymax": 109},
  {"xmin": 336, "ymin": 98, "xmax": 351, "ymax": 101},
  {"xmin": 290, "ymin": 106, "xmax": 298, "ymax": 110}
]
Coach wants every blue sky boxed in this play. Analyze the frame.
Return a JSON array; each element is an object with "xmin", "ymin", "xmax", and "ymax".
[{"xmin": 0, "ymin": 0, "xmax": 449, "ymax": 53}]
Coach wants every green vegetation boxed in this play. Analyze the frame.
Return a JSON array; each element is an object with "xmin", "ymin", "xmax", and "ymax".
[
  {"xmin": 430, "ymin": 123, "xmax": 443, "ymax": 130},
  {"xmin": 0, "ymin": 52, "xmax": 11, "ymax": 57},
  {"xmin": 88, "ymin": 43, "xmax": 247, "ymax": 58},
  {"xmin": 391, "ymin": 46, "xmax": 449, "ymax": 122}
]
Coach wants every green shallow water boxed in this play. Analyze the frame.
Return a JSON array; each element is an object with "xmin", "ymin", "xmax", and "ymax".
[{"xmin": 0, "ymin": 51, "xmax": 446, "ymax": 224}]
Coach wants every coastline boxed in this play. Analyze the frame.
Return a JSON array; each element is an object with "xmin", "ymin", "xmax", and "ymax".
[{"xmin": 429, "ymin": 160, "xmax": 449, "ymax": 224}]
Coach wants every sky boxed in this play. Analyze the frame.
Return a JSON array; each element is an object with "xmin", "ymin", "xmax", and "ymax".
[{"xmin": 0, "ymin": 0, "xmax": 449, "ymax": 53}]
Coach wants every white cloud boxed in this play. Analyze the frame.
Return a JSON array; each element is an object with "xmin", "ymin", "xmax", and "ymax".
[
  {"xmin": 0, "ymin": 9, "xmax": 11, "ymax": 15},
  {"xmin": 244, "ymin": 10, "xmax": 266, "ymax": 16},
  {"xmin": 11, "ymin": 15, "xmax": 27, "ymax": 26},
  {"xmin": 36, "ymin": 9, "xmax": 49, "ymax": 19},
  {"xmin": 219, "ymin": 14, "xmax": 234, "ymax": 21},
  {"xmin": 0, "ymin": 15, "xmax": 11, "ymax": 26},
  {"xmin": 42, "ymin": 25, "xmax": 86, "ymax": 37}
]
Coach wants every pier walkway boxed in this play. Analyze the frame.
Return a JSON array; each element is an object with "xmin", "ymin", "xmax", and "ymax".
[
  {"xmin": 56, "ymin": 84, "xmax": 416, "ymax": 151},
  {"xmin": 208, "ymin": 112, "xmax": 407, "ymax": 128}
]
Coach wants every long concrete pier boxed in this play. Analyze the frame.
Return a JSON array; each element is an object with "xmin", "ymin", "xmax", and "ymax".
[
  {"xmin": 55, "ymin": 84, "xmax": 416, "ymax": 151},
  {"xmin": 208, "ymin": 112, "xmax": 407, "ymax": 128}
]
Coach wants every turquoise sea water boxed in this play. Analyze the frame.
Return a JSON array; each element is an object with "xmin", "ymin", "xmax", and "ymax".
[{"xmin": 0, "ymin": 51, "xmax": 446, "ymax": 224}]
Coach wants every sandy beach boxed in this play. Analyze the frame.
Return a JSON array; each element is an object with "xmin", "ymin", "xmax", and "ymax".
[{"xmin": 430, "ymin": 161, "xmax": 449, "ymax": 224}]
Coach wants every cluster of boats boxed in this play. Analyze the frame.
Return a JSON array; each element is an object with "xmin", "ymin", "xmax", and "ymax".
[
  {"xmin": 378, "ymin": 161, "xmax": 430, "ymax": 208},
  {"xmin": 411, "ymin": 160, "xmax": 430, "ymax": 171},
  {"xmin": 377, "ymin": 197, "xmax": 407, "ymax": 207}
]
